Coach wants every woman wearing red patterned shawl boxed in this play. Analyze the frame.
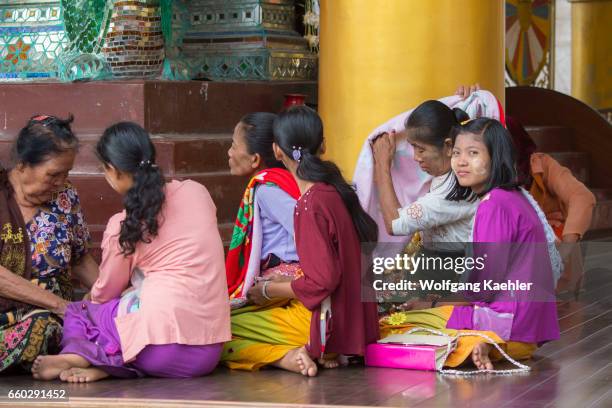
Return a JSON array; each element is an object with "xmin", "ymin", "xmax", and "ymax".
[
  {"xmin": 222, "ymin": 106, "xmax": 379, "ymax": 377},
  {"xmin": 226, "ymin": 113, "xmax": 301, "ymax": 308}
]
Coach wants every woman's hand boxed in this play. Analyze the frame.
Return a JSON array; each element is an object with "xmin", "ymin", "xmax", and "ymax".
[
  {"xmin": 269, "ymin": 274, "xmax": 294, "ymax": 283},
  {"xmin": 0, "ymin": 265, "xmax": 73, "ymax": 315},
  {"xmin": 371, "ymin": 131, "xmax": 402, "ymax": 234},
  {"xmin": 71, "ymin": 254, "xmax": 99, "ymax": 290},
  {"xmin": 562, "ymin": 233, "xmax": 580, "ymax": 243},
  {"xmin": 51, "ymin": 298, "xmax": 70, "ymax": 318},
  {"xmin": 247, "ymin": 277, "xmax": 297, "ymax": 305},
  {"xmin": 372, "ymin": 131, "xmax": 397, "ymax": 170},
  {"xmin": 247, "ymin": 281, "xmax": 269, "ymax": 306},
  {"xmin": 398, "ymin": 296, "xmax": 438, "ymax": 311},
  {"xmin": 455, "ymin": 83, "xmax": 481, "ymax": 100}
]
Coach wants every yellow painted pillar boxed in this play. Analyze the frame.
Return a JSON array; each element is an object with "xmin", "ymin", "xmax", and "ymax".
[
  {"xmin": 570, "ymin": 0, "xmax": 612, "ymax": 110},
  {"xmin": 318, "ymin": 0, "xmax": 505, "ymax": 178}
]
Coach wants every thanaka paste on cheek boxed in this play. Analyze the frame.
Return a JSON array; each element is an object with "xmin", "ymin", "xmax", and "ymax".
[{"xmin": 472, "ymin": 157, "xmax": 490, "ymax": 177}]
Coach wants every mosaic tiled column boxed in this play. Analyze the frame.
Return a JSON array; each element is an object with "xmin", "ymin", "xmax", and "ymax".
[
  {"xmin": 0, "ymin": 0, "xmax": 69, "ymax": 80},
  {"xmin": 179, "ymin": 0, "xmax": 317, "ymax": 81},
  {"xmin": 102, "ymin": 0, "xmax": 165, "ymax": 78},
  {"xmin": 161, "ymin": 0, "xmax": 192, "ymax": 80},
  {"xmin": 58, "ymin": 0, "xmax": 112, "ymax": 81}
]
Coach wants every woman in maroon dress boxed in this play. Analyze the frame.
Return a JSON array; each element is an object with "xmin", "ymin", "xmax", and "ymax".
[{"xmin": 222, "ymin": 106, "xmax": 379, "ymax": 376}]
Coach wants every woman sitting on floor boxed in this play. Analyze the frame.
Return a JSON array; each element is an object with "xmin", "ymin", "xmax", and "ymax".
[
  {"xmin": 0, "ymin": 115, "xmax": 97, "ymax": 374},
  {"xmin": 32, "ymin": 122, "xmax": 231, "ymax": 382},
  {"xmin": 507, "ymin": 116, "xmax": 595, "ymax": 295},
  {"xmin": 221, "ymin": 106, "xmax": 379, "ymax": 377},
  {"xmin": 226, "ymin": 112, "xmax": 301, "ymax": 308},
  {"xmin": 380, "ymin": 118, "xmax": 560, "ymax": 370},
  {"xmin": 372, "ymin": 101, "xmax": 479, "ymax": 310}
]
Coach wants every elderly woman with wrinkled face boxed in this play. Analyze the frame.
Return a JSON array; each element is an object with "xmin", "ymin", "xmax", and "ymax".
[{"xmin": 0, "ymin": 115, "xmax": 98, "ymax": 373}]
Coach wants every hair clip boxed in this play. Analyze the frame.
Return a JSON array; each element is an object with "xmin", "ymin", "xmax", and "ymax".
[
  {"xmin": 139, "ymin": 160, "xmax": 158, "ymax": 168},
  {"xmin": 461, "ymin": 119, "xmax": 473, "ymax": 126},
  {"xmin": 32, "ymin": 115, "xmax": 51, "ymax": 122},
  {"xmin": 291, "ymin": 145, "xmax": 302, "ymax": 162},
  {"xmin": 30, "ymin": 115, "xmax": 57, "ymax": 127}
]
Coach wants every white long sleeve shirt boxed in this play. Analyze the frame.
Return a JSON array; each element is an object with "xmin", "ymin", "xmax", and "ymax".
[{"xmin": 391, "ymin": 172, "xmax": 477, "ymax": 244}]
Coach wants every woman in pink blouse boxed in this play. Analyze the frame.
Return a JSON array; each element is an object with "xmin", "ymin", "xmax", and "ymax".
[{"xmin": 32, "ymin": 122, "xmax": 231, "ymax": 382}]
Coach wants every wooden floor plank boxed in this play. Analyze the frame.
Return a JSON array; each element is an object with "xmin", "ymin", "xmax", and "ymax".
[
  {"xmin": 500, "ymin": 343, "xmax": 612, "ymax": 407},
  {"xmin": 332, "ymin": 368, "xmax": 439, "ymax": 407},
  {"xmin": 487, "ymin": 326, "xmax": 612, "ymax": 406},
  {"xmin": 538, "ymin": 310, "xmax": 612, "ymax": 359},
  {"xmin": 556, "ymin": 266, "xmax": 612, "ymax": 318},
  {"xmin": 385, "ymin": 292, "xmax": 612, "ymax": 407},
  {"xmin": 398, "ymin": 326, "xmax": 611, "ymax": 408},
  {"xmin": 542, "ymin": 363, "xmax": 612, "ymax": 408},
  {"xmin": 585, "ymin": 388, "xmax": 612, "ymax": 408},
  {"xmin": 1, "ymin": 255, "xmax": 611, "ymax": 407}
]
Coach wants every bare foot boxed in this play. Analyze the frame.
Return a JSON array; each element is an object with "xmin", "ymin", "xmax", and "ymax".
[
  {"xmin": 318, "ymin": 357, "xmax": 340, "ymax": 368},
  {"xmin": 471, "ymin": 342, "xmax": 494, "ymax": 370},
  {"xmin": 318, "ymin": 353, "xmax": 349, "ymax": 369},
  {"xmin": 32, "ymin": 354, "xmax": 89, "ymax": 381},
  {"xmin": 273, "ymin": 347, "xmax": 318, "ymax": 377},
  {"xmin": 59, "ymin": 367, "xmax": 109, "ymax": 383}
]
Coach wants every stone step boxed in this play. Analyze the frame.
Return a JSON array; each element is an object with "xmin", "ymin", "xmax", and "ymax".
[
  {"xmin": 590, "ymin": 188, "xmax": 612, "ymax": 202},
  {"xmin": 70, "ymin": 173, "xmax": 245, "ymax": 228},
  {"xmin": 583, "ymin": 228, "xmax": 612, "ymax": 240},
  {"xmin": 591, "ymin": 200, "xmax": 612, "ymax": 232},
  {"xmin": 86, "ymin": 224, "xmax": 105, "ymax": 265},
  {"xmin": 218, "ymin": 222, "xmax": 235, "ymax": 246},
  {"xmin": 525, "ymin": 125, "xmax": 574, "ymax": 153},
  {"xmin": 0, "ymin": 80, "xmax": 309, "ymax": 273},
  {"xmin": 548, "ymin": 152, "xmax": 590, "ymax": 185},
  {"xmin": 0, "ymin": 80, "xmax": 317, "ymax": 136},
  {"xmin": 0, "ymin": 133, "xmax": 234, "ymax": 175}
]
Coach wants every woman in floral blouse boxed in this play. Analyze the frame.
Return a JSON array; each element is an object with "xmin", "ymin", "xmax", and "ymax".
[{"xmin": 0, "ymin": 115, "xmax": 97, "ymax": 373}]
